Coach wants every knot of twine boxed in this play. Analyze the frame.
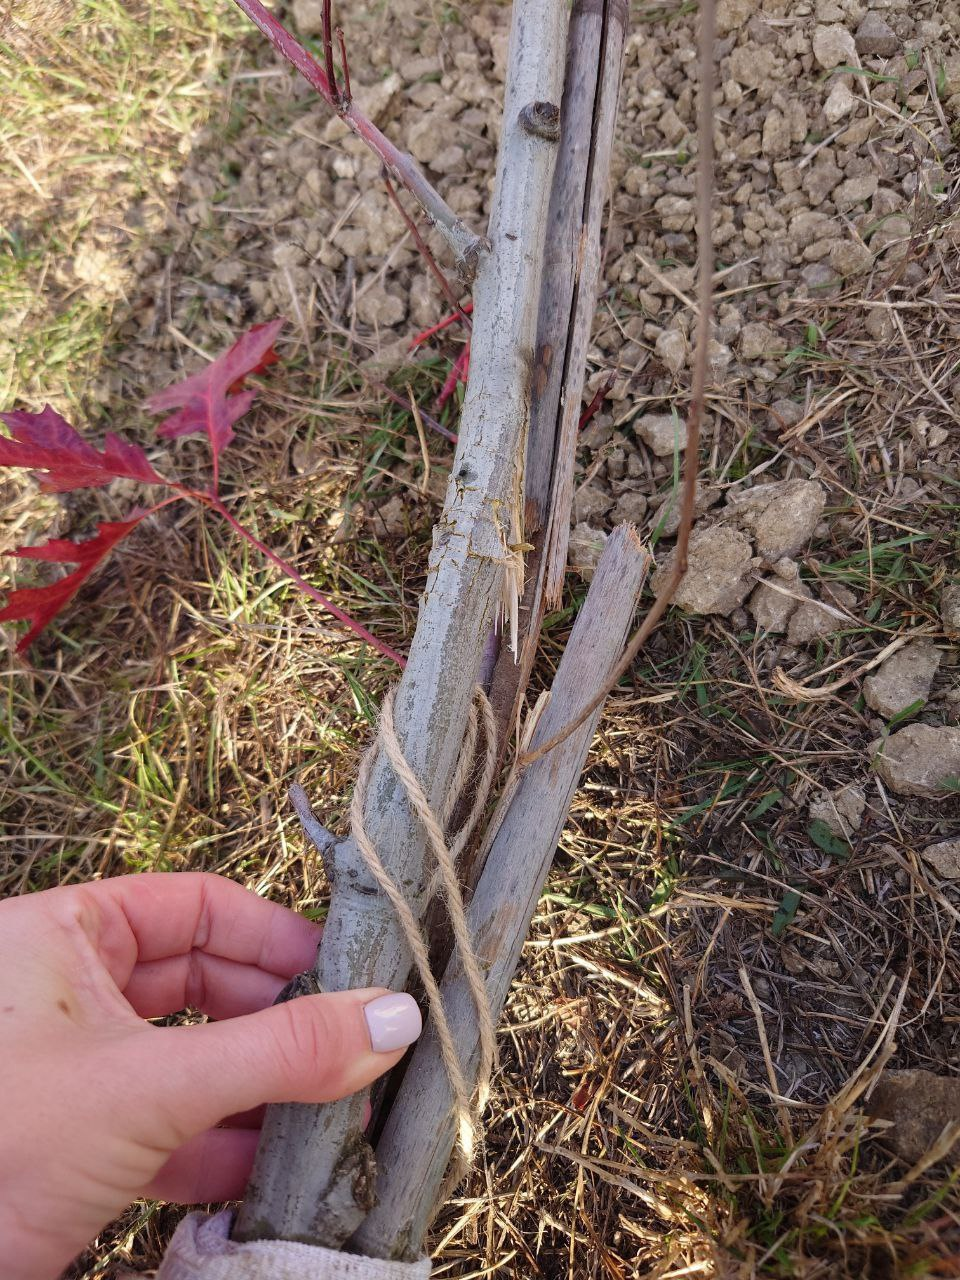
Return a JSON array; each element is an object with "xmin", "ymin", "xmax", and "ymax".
[{"xmin": 350, "ymin": 686, "xmax": 498, "ymax": 1159}]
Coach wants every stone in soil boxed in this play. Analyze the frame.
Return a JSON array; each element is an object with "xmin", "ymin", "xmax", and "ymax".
[
  {"xmin": 652, "ymin": 525, "xmax": 758, "ymax": 617},
  {"xmin": 870, "ymin": 1070, "xmax": 960, "ymax": 1162},
  {"xmin": 573, "ymin": 482, "xmax": 614, "ymax": 524},
  {"xmin": 809, "ymin": 783, "xmax": 866, "ymax": 839},
  {"xmin": 812, "ymin": 24, "xmax": 858, "ymax": 70},
  {"xmin": 568, "ymin": 523, "xmax": 608, "ymax": 582},
  {"xmin": 855, "ymin": 13, "xmax": 899, "ymax": 58},
  {"xmin": 786, "ymin": 584, "xmax": 856, "ymax": 646},
  {"xmin": 725, "ymin": 479, "xmax": 826, "ymax": 562},
  {"xmin": 863, "ymin": 641, "xmax": 942, "ymax": 719},
  {"xmin": 941, "ymin": 584, "xmax": 960, "ymax": 636},
  {"xmin": 739, "ymin": 322, "xmax": 786, "ymax": 361},
  {"xmin": 823, "ymin": 81, "xmax": 856, "ymax": 124},
  {"xmin": 635, "ymin": 412, "xmax": 686, "ymax": 457},
  {"xmin": 920, "ymin": 839, "xmax": 960, "ymax": 880},
  {"xmin": 611, "ymin": 491, "xmax": 648, "ymax": 524},
  {"xmin": 748, "ymin": 558, "xmax": 809, "ymax": 633},
  {"xmin": 871, "ymin": 724, "xmax": 960, "ymax": 797},
  {"xmin": 655, "ymin": 328, "xmax": 686, "ymax": 375}
]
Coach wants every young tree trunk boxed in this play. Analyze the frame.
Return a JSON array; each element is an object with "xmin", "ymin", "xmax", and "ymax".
[{"xmin": 234, "ymin": 0, "xmax": 569, "ymax": 1247}]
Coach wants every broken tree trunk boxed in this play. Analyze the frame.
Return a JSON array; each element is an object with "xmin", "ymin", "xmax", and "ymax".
[
  {"xmin": 350, "ymin": 526, "xmax": 650, "ymax": 1261},
  {"xmin": 235, "ymin": 0, "xmax": 569, "ymax": 1247}
]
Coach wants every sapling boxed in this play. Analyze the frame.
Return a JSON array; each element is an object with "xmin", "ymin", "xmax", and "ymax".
[{"xmin": 0, "ymin": 319, "xmax": 403, "ymax": 664}]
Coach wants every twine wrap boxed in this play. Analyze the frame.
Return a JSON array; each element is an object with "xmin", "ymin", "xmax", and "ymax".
[{"xmin": 350, "ymin": 686, "xmax": 497, "ymax": 1157}]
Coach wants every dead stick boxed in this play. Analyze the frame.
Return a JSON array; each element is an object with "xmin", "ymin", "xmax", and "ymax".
[
  {"xmin": 517, "ymin": 0, "xmax": 716, "ymax": 770},
  {"xmin": 351, "ymin": 526, "xmax": 651, "ymax": 1261},
  {"xmin": 487, "ymin": 0, "xmax": 627, "ymax": 773}
]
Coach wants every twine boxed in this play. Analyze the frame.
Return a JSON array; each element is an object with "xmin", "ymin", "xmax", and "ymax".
[{"xmin": 350, "ymin": 686, "xmax": 498, "ymax": 1158}]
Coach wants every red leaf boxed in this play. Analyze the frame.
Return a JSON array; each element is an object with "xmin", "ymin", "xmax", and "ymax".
[
  {"xmin": 0, "ymin": 405, "xmax": 166, "ymax": 493},
  {"xmin": 0, "ymin": 516, "xmax": 147, "ymax": 652},
  {"xmin": 435, "ymin": 342, "xmax": 470, "ymax": 411},
  {"xmin": 145, "ymin": 320, "xmax": 284, "ymax": 460}
]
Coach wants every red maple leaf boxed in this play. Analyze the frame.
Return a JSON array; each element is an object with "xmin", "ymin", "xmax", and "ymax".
[
  {"xmin": 0, "ymin": 516, "xmax": 147, "ymax": 652},
  {"xmin": 0, "ymin": 405, "xmax": 166, "ymax": 493},
  {"xmin": 145, "ymin": 319, "xmax": 284, "ymax": 467}
]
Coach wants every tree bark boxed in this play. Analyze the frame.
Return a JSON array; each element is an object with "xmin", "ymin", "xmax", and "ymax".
[
  {"xmin": 235, "ymin": 0, "xmax": 569, "ymax": 1247},
  {"xmin": 350, "ymin": 525, "xmax": 650, "ymax": 1261},
  {"xmin": 487, "ymin": 0, "xmax": 627, "ymax": 764}
]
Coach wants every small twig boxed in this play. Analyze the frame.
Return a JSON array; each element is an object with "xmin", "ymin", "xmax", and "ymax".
[
  {"xmin": 321, "ymin": 0, "xmax": 338, "ymax": 110},
  {"xmin": 372, "ymin": 380, "xmax": 458, "ymax": 445},
  {"xmin": 382, "ymin": 173, "xmax": 470, "ymax": 325},
  {"xmin": 289, "ymin": 782, "xmax": 338, "ymax": 882},
  {"xmin": 739, "ymin": 965, "xmax": 794, "ymax": 1146},
  {"xmin": 230, "ymin": 0, "xmax": 488, "ymax": 279},
  {"xmin": 406, "ymin": 382, "xmax": 432, "ymax": 497},
  {"xmin": 770, "ymin": 630, "xmax": 930, "ymax": 702},
  {"xmin": 335, "ymin": 26, "xmax": 351, "ymax": 106},
  {"xmin": 517, "ymin": 0, "xmax": 716, "ymax": 770}
]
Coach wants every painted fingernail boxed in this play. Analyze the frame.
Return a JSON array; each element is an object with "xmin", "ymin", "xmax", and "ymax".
[{"xmin": 363, "ymin": 993, "xmax": 422, "ymax": 1053}]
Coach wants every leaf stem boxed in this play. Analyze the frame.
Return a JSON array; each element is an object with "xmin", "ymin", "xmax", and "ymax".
[{"xmin": 205, "ymin": 496, "xmax": 406, "ymax": 666}]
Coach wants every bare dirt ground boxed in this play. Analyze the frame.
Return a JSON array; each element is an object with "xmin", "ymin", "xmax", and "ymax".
[{"xmin": 3, "ymin": 0, "xmax": 960, "ymax": 1275}]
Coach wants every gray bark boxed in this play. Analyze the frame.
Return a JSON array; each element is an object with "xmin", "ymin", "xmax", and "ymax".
[
  {"xmin": 235, "ymin": 0, "xmax": 569, "ymax": 1247},
  {"xmin": 488, "ymin": 0, "xmax": 628, "ymax": 754},
  {"xmin": 350, "ymin": 525, "xmax": 650, "ymax": 1260}
]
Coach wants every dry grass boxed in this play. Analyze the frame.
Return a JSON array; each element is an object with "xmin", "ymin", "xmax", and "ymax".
[{"xmin": 3, "ymin": 1, "xmax": 960, "ymax": 1277}]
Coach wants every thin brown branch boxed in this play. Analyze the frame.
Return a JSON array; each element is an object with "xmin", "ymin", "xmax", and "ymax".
[
  {"xmin": 321, "ymin": 0, "xmax": 338, "ymax": 110},
  {"xmin": 372, "ymin": 381, "xmax": 457, "ymax": 445},
  {"xmin": 382, "ymin": 173, "xmax": 470, "ymax": 327},
  {"xmin": 517, "ymin": 0, "xmax": 716, "ymax": 771},
  {"xmin": 335, "ymin": 26, "xmax": 351, "ymax": 106}
]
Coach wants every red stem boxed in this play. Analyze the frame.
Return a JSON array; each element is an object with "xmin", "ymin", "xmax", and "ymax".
[
  {"xmin": 435, "ymin": 343, "xmax": 470, "ymax": 412},
  {"xmin": 205, "ymin": 496, "xmax": 405, "ymax": 666},
  {"xmin": 383, "ymin": 174, "xmax": 469, "ymax": 326},
  {"xmin": 578, "ymin": 374, "xmax": 614, "ymax": 431},
  {"xmin": 409, "ymin": 301, "xmax": 474, "ymax": 352}
]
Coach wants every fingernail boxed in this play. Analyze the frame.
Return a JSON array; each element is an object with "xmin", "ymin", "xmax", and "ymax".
[{"xmin": 364, "ymin": 993, "xmax": 422, "ymax": 1053}]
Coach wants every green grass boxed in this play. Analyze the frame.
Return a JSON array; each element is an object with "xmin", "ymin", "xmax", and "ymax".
[{"xmin": 1, "ymin": 0, "xmax": 247, "ymax": 412}]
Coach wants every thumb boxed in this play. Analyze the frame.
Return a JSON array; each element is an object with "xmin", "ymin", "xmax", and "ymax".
[{"xmin": 137, "ymin": 988, "xmax": 421, "ymax": 1140}]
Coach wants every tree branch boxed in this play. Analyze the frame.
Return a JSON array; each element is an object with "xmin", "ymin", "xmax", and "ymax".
[
  {"xmin": 230, "ymin": 0, "xmax": 489, "ymax": 281},
  {"xmin": 487, "ymin": 0, "xmax": 627, "ymax": 774},
  {"xmin": 350, "ymin": 526, "xmax": 651, "ymax": 1260}
]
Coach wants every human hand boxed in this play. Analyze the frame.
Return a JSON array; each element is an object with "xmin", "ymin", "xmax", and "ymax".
[{"xmin": 0, "ymin": 872, "xmax": 421, "ymax": 1280}]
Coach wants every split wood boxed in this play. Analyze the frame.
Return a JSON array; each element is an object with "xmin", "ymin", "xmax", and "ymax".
[{"xmin": 350, "ymin": 685, "xmax": 498, "ymax": 1161}]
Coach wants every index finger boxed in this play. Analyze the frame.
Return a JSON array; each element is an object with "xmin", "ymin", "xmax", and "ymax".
[{"xmin": 68, "ymin": 872, "xmax": 322, "ymax": 989}]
